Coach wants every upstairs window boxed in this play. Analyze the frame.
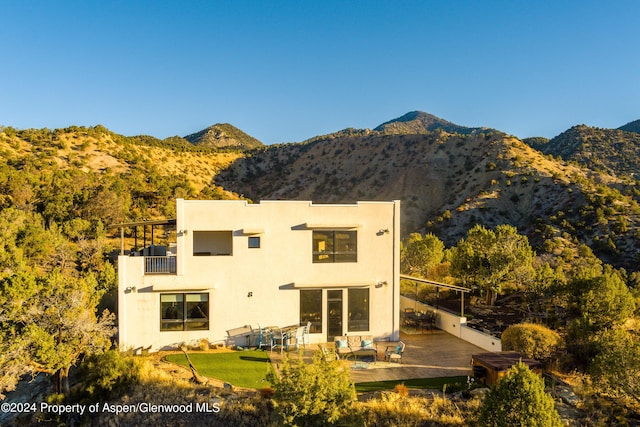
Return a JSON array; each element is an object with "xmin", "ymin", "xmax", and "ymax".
[
  {"xmin": 312, "ymin": 230, "xmax": 357, "ymax": 263},
  {"xmin": 248, "ymin": 236, "xmax": 261, "ymax": 248}
]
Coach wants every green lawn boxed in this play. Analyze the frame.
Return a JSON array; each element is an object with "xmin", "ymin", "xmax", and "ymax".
[
  {"xmin": 355, "ymin": 376, "xmax": 468, "ymax": 393},
  {"xmin": 165, "ymin": 350, "xmax": 271, "ymax": 389}
]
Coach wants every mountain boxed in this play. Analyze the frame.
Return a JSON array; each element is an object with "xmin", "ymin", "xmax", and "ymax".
[
  {"xmin": 618, "ymin": 119, "xmax": 640, "ymax": 134},
  {"xmin": 2, "ymin": 113, "xmax": 640, "ymax": 271},
  {"xmin": 374, "ymin": 111, "xmax": 499, "ymax": 135},
  {"xmin": 525, "ymin": 125, "xmax": 640, "ymax": 178},
  {"xmin": 213, "ymin": 118, "xmax": 640, "ymax": 268},
  {"xmin": 183, "ymin": 123, "xmax": 264, "ymax": 150}
]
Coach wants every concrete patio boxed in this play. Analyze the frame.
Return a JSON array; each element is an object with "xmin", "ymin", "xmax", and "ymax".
[{"xmin": 268, "ymin": 328, "xmax": 485, "ymax": 384}]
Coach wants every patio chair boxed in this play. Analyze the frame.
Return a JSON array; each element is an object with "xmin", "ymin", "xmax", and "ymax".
[
  {"xmin": 293, "ymin": 325, "xmax": 307, "ymax": 350},
  {"xmin": 302, "ymin": 321, "xmax": 311, "ymax": 346},
  {"xmin": 270, "ymin": 328, "xmax": 288, "ymax": 354},
  {"xmin": 255, "ymin": 325, "xmax": 270, "ymax": 350},
  {"xmin": 384, "ymin": 341, "xmax": 405, "ymax": 364}
]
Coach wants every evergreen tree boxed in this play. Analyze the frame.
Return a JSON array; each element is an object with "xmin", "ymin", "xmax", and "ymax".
[
  {"xmin": 476, "ymin": 362, "xmax": 562, "ymax": 427},
  {"xmin": 267, "ymin": 351, "xmax": 355, "ymax": 426}
]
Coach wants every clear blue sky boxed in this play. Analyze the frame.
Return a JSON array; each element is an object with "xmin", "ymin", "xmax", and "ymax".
[{"xmin": 1, "ymin": 1, "xmax": 638, "ymax": 144}]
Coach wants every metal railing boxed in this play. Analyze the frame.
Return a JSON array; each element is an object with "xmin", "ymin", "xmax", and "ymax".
[{"xmin": 145, "ymin": 256, "xmax": 177, "ymax": 274}]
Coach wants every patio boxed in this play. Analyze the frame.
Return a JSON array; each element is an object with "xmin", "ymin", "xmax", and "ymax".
[{"xmin": 268, "ymin": 329, "xmax": 485, "ymax": 384}]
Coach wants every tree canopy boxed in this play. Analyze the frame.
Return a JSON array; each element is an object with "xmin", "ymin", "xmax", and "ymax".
[
  {"xmin": 449, "ymin": 224, "xmax": 535, "ymax": 304},
  {"xmin": 400, "ymin": 232, "xmax": 445, "ymax": 278},
  {"xmin": 0, "ymin": 270, "xmax": 114, "ymax": 397}
]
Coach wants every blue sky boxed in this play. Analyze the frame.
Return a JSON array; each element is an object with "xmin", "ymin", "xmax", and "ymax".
[{"xmin": 1, "ymin": 1, "xmax": 638, "ymax": 144}]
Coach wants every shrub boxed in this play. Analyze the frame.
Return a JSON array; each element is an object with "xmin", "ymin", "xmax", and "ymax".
[
  {"xmin": 393, "ymin": 383, "xmax": 409, "ymax": 397},
  {"xmin": 501, "ymin": 323, "xmax": 563, "ymax": 363},
  {"xmin": 475, "ymin": 362, "xmax": 562, "ymax": 426},
  {"xmin": 267, "ymin": 351, "xmax": 355, "ymax": 426},
  {"xmin": 75, "ymin": 350, "xmax": 143, "ymax": 402}
]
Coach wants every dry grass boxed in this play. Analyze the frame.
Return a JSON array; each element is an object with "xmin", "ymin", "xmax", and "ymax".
[{"xmin": 349, "ymin": 391, "xmax": 480, "ymax": 426}]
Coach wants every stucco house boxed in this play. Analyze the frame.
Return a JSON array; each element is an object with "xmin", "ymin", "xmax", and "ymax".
[{"xmin": 117, "ymin": 198, "xmax": 400, "ymax": 352}]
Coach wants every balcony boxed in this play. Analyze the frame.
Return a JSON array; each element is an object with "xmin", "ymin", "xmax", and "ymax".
[{"xmin": 145, "ymin": 256, "xmax": 177, "ymax": 274}]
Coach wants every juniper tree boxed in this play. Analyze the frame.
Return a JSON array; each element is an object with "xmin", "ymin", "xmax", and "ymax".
[{"xmin": 476, "ymin": 361, "xmax": 562, "ymax": 427}]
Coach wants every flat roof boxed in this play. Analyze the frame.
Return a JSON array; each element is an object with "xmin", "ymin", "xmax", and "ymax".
[{"xmin": 471, "ymin": 351, "xmax": 542, "ymax": 371}]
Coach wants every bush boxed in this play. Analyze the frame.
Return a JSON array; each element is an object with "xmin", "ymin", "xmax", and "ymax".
[
  {"xmin": 476, "ymin": 362, "xmax": 562, "ymax": 427},
  {"xmin": 393, "ymin": 383, "xmax": 409, "ymax": 397},
  {"xmin": 501, "ymin": 323, "xmax": 563, "ymax": 363},
  {"xmin": 267, "ymin": 351, "xmax": 355, "ymax": 426},
  {"xmin": 75, "ymin": 350, "xmax": 143, "ymax": 401}
]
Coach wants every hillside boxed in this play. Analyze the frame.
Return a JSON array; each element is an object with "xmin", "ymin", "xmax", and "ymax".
[
  {"xmin": 618, "ymin": 119, "xmax": 640, "ymax": 134},
  {"xmin": 525, "ymin": 125, "xmax": 640, "ymax": 179},
  {"xmin": 0, "ymin": 126, "xmax": 243, "ymax": 228},
  {"xmin": 2, "ymin": 114, "xmax": 640, "ymax": 270},
  {"xmin": 183, "ymin": 123, "xmax": 264, "ymax": 150},
  {"xmin": 214, "ymin": 120, "xmax": 640, "ymax": 269}
]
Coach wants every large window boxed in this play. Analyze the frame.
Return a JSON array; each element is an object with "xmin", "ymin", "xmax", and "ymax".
[
  {"xmin": 300, "ymin": 289, "xmax": 322, "ymax": 333},
  {"xmin": 161, "ymin": 293, "xmax": 209, "ymax": 331},
  {"xmin": 312, "ymin": 230, "xmax": 357, "ymax": 263},
  {"xmin": 348, "ymin": 288, "xmax": 369, "ymax": 332}
]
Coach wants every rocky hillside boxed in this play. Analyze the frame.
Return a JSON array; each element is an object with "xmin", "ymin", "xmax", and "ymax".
[
  {"xmin": 214, "ymin": 114, "xmax": 640, "ymax": 269},
  {"xmin": 525, "ymin": 125, "xmax": 640, "ymax": 179},
  {"xmin": 2, "ymin": 113, "xmax": 639, "ymax": 270},
  {"xmin": 183, "ymin": 123, "xmax": 264, "ymax": 150}
]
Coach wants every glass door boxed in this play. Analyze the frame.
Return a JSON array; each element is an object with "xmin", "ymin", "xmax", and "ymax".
[{"xmin": 326, "ymin": 290, "xmax": 343, "ymax": 341}]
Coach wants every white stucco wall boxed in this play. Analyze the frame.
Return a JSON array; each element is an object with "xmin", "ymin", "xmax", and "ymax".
[{"xmin": 118, "ymin": 199, "xmax": 400, "ymax": 351}]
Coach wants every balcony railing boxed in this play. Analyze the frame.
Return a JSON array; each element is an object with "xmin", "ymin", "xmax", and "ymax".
[{"xmin": 145, "ymin": 256, "xmax": 177, "ymax": 274}]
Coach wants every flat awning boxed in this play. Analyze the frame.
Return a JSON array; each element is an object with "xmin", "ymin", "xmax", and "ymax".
[
  {"xmin": 152, "ymin": 283, "xmax": 212, "ymax": 292},
  {"xmin": 292, "ymin": 282, "xmax": 371, "ymax": 289},
  {"xmin": 302, "ymin": 223, "xmax": 361, "ymax": 229},
  {"xmin": 240, "ymin": 228, "xmax": 265, "ymax": 235}
]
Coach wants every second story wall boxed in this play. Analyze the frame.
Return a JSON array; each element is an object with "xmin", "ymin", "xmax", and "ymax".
[{"xmin": 169, "ymin": 199, "xmax": 399, "ymax": 290}]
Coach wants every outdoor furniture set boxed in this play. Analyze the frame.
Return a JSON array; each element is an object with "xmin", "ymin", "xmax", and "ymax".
[
  {"xmin": 226, "ymin": 325, "xmax": 406, "ymax": 364},
  {"xmin": 402, "ymin": 308, "xmax": 436, "ymax": 332},
  {"xmin": 226, "ymin": 323, "xmax": 311, "ymax": 354},
  {"xmin": 331, "ymin": 335, "xmax": 406, "ymax": 364}
]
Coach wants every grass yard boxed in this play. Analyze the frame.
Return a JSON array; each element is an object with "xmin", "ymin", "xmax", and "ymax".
[
  {"xmin": 165, "ymin": 349, "xmax": 271, "ymax": 389},
  {"xmin": 355, "ymin": 376, "xmax": 468, "ymax": 393}
]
